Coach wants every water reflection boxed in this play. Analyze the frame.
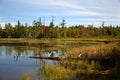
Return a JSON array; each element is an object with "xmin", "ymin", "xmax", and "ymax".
[
  {"xmin": 0, "ymin": 42, "xmax": 119, "ymax": 80},
  {"xmin": 0, "ymin": 42, "xmax": 70, "ymax": 80}
]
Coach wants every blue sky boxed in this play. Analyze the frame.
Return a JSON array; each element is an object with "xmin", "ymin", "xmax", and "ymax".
[{"xmin": 0, "ymin": 0, "xmax": 120, "ymax": 27}]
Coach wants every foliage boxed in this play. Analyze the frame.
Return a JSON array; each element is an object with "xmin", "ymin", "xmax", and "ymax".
[{"xmin": 0, "ymin": 18, "xmax": 120, "ymax": 38}]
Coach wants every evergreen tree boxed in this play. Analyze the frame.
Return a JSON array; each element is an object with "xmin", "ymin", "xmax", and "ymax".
[
  {"xmin": 4, "ymin": 23, "xmax": 13, "ymax": 38},
  {"xmin": 0, "ymin": 18, "xmax": 119, "ymax": 38},
  {"xmin": 49, "ymin": 16, "xmax": 54, "ymax": 28},
  {"xmin": 61, "ymin": 18, "xmax": 66, "ymax": 27},
  {"xmin": 0, "ymin": 24, "xmax": 2, "ymax": 38}
]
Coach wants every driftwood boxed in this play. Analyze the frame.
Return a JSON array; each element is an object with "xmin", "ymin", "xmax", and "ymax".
[
  {"xmin": 29, "ymin": 56, "xmax": 112, "ymax": 61},
  {"xmin": 29, "ymin": 56, "xmax": 83, "ymax": 60},
  {"xmin": 29, "ymin": 56, "xmax": 61, "ymax": 60}
]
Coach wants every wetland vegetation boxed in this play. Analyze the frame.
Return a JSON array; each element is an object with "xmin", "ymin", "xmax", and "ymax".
[
  {"xmin": 0, "ymin": 40, "xmax": 120, "ymax": 80},
  {"xmin": 34, "ymin": 42, "xmax": 120, "ymax": 80},
  {"xmin": 0, "ymin": 18, "xmax": 120, "ymax": 80}
]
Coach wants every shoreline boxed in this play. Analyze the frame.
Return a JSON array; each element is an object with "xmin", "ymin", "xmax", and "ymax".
[{"xmin": 0, "ymin": 38, "xmax": 119, "ymax": 43}]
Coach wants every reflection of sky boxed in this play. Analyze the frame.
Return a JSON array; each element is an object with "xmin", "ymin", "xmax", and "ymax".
[
  {"xmin": 0, "ymin": 46, "xmax": 10, "ymax": 56},
  {"xmin": 0, "ymin": 46, "xmax": 60, "ymax": 80},
  {"xmin": 0, "ymin": 52, "xmax": 38, "ymax": 80}
]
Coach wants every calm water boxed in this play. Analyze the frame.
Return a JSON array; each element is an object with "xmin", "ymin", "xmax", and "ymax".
[
  {"xmin": 0, "ymin": 42, "xmax": 119, "ymax": 80},
  {"xmin": 0, "ymin": 42, "xmax": 90, "ymax": 80}
]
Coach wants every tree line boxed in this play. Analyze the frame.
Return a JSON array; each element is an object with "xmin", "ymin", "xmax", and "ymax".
[{"xmin": 0, "ymin": 18, "xmax": 120, "ymax": 38}]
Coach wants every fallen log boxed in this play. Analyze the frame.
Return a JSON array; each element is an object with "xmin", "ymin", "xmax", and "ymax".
[
  {"xmin": 29, "ymin": 56, "xmax": 83, "ymax": 60},
  {"xmin": 29, "ymin": 56, "xmax": 61, "ymax": 60},
  {"xmin": 29, "ymin": 56, "xmax": 112, "ymax": 61}
]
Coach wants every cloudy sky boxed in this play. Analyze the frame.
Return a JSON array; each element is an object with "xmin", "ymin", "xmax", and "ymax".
[{"xmin": 0, "ymin": 0, "xmax": 120, "ymax": 27}]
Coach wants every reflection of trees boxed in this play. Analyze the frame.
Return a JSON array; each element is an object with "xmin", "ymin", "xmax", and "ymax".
[
  {"xmin": 0, "ymin": 42, "xmax": 69, "ymax": 62},
  {"xmin": 14, "ymin": 52, "xmax": 21, "ymax": 62},
  {"xmin": 0, "ymin": 42, "xmax": 83, "ymax": 64}
]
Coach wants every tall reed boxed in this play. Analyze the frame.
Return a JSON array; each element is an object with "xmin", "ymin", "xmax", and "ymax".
[{"xmin": 68, "ymin": 42, "xmax": 120, "ymax": 58}]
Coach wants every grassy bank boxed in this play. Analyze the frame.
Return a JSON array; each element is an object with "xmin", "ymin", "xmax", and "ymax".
[{"xmin": 0, "ymin": 37, "xmax": 120, "ymax": 43}]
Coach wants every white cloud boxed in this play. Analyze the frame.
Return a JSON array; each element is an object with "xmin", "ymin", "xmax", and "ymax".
[
  {"xmin": 3, "ymin": 0, "xmax": 120, "ymax": 17},
  {"xmin": 0, "ymin": 22, "xmax": 16, "ymax": 28},
  {"xmin": 1, "ymin": 0, "xmax": 120, "ymax": 26}
]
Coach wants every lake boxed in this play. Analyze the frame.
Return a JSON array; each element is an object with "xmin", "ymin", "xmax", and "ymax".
[
  {"xmin": 0, "ymin": 41, "xmax": 119, "ymax": 80},
  {"xmin": 0, "ymin": 42, "xmax": 83, "ymax": 80}
]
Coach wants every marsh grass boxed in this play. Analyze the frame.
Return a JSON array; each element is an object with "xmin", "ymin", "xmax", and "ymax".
[
  {"xmin": 60, "ymin": 42, "xmax": 120, "ymax": 79},
  {"xmin": 0, "ymin": 38, "xmax": 119, "ymax": 43},
  {"xmin": 36, "ymin": 42, "xmax": 120, "ymax": 80},
  {"xmin": 21, "ymin": 74, "xmax": 31, "ymax": 80},
  {"xmin": 21, "ymin": 42, "xmax": 120, "ymax": 80},
  {"xmin": 68, "ymin": 42, "xmax": 120, "ymax": 58},
  {"xmin": 37, "ymin": 64, "xmax": 71, "ymax": 80}
]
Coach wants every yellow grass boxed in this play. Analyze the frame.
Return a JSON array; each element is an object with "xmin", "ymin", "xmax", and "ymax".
[
  {"xmin": 68, "ymin": 42, "xmax": 119, "ymax": 58},
  {"xmin": 38, "ymin": 64, "xmax": 71, "ymax": 80},
  {"xmin": 0, "ymin": 38, "xmax": 119, "ymax": 43}
]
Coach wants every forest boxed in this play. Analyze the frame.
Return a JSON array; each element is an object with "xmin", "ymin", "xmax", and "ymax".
[{"xmin": 0, "ymin": 18, "xmax": 120, "ymax": 38}]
